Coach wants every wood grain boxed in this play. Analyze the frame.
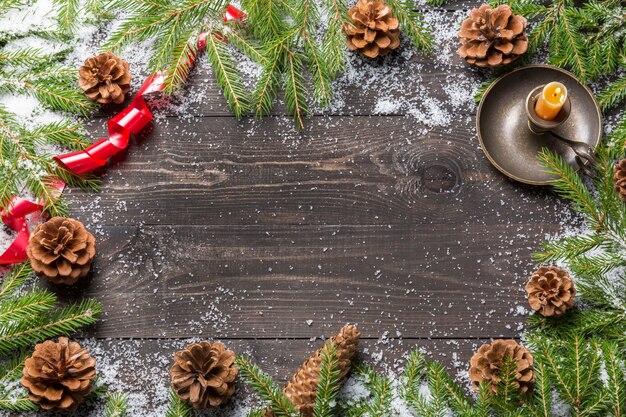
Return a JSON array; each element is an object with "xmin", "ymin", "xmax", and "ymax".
[
  {"xmin": 46, "ymin": 221, "xmax": 556, "ymax": 339},
  {"xmin": 67, "ymin": 115, "xmax": 565, "ymax": 228}
]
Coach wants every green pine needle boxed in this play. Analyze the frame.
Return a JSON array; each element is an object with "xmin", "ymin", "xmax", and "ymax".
[
  {"xmin": 0, "ymin": 397, "xmax": 38, "ymax": 411},
  {"xmin": 0, "ymin": 298, "xmax": 102, "ymax": 355},
  {"xmin": 103, "ymin": 392, "xmax": 129, "ymax": 417},
  {"xmin": 165, "ymin": 390, "xmax": 193, "ymax": 417},
  {"xmin": 313, "ymin": 342, "xmax": 341, "ymax": 417},
  {"xmin": 236, "ymin": 355, "xmax": 298, "ymax": 417}
]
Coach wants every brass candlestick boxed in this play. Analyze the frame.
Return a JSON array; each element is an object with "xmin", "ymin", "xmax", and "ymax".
[{"xmin": 525, "ymin": 85, "xmax": 595, "ymax": 176}]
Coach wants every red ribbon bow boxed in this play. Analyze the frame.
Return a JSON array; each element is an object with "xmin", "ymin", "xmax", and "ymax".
[{"xmin": 0, "ymin": 5, "xmax": 245, "ymax": 265}]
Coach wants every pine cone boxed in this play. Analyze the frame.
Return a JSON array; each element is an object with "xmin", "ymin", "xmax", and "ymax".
[
  {"xmin": 170, "ymin": 341, "xmax": 238, "ymax": 409},
  {"xmin": 469, "ymin": 339, "xmax": 534, "ymax": 395},
  {"xmin": 265, "ymin": 324, "xmax": 361, "ymax": 417},
  {"xmin": 21, "ymin": 337, "xmax": 96, "ymax": 412},
  {"xmin": 26, "ymin": 217, "xmax": 96, "ymax": 285},
  {"xmin": 458, "ymin": 4, "xmax": 528, "ymax": 67},
  {"xmin": 614, "ymin": 159, "xmax": 626, "ymax": 202},
  {"xmin": 525, "ymin": 266, "xmax": 576, "ymax": 317},
  {"xmin": 343, "ymin": 0, "xmax": 401, "ymax": 59},
  {"xmin": 78, "ymin": 52, "xmax": 131, "ymax": 104}
]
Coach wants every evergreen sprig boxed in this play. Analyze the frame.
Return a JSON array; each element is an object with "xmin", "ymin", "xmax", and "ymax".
[
  {"xmin": 0, "ymin": 107, "xmax": 99, "ymax": 214},
  {"xmin": 103, "ymin": 392, "xmax": 129, "ymax": 417},
  {"xmin": 314, "ymin": 342, "xmax": 341, "ymax": 417},
  {"xmin": 165, "ymin": 390, "xmax": 193, "ymax": 417},
  {"xmin": 0, "ymin": 1, "xmax": 101, "ymax": 214},
  {"xmin": 493, "ymin": 0, "xmax": 626, "ymax": 82},
  {"xmin": 395, "ymin": 340, "xmax": 626, "ymax": 417},
  {"xmin": 236, "ymin": 355, "xmax": 298, "ymax": 417},
  {"xmin": 0, "ymin": 264, "xmax": 102, "ymax": 412},
  {"xmin": 104, "ymin": 0, "xmax": 432, "ymax": 128},
  {"xmin": 0, "ymin": 263, "xmax": 102, "ymax": 356}
]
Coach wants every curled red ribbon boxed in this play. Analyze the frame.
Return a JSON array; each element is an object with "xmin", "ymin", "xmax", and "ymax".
[
  {"xmin": 0, "ymin": 179, "xmax": 65, "ymax": 264},
  {"xmin": 0, "ymin": 5, "xmax": 245, "ymax": 265}
]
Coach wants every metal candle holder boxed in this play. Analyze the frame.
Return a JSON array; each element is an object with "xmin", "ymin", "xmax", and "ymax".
[
  {"xmin": 476, "ymin": 65, "xmax": 602, "ymax": 185},
  {"xmin": 525, "ymin": 85, "xmax": 595, "ymax": 176}
]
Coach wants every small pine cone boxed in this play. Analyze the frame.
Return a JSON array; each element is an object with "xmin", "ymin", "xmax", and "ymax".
[
  {"xmin": 170, "ymin": 341, "xmax": 238, "ymax": 409},
  {"xmin": 469, "ymin": 339, "xmax": 534, "ymax": 395},
  {"xmin": 26, "ymin": 217, "xmax": 96, "ymax": 285},
  {"xmin": 21, "ymin": 337, "xmax": 96, "ymax": 412},
  {"xmin": 78, "ymin": 52, "xmax": 131, "ymax": 104},
  {"xmin": 458, "ymin": 4, "xmax": 528, "ymax": 67},
  {"xmin": 614, "ymin": 159, "xmax": 626, "ymax": 202},
  {"xmin": 265, "ymin": 324, "xmax": 361, "ymax": 417},
  {"xmin": 525, "ymin": 266, "xmax": 576, "ymax": 317},
  {"xmin": 343, "ymin": 0, "xmax": 401, "ymax": 59}
]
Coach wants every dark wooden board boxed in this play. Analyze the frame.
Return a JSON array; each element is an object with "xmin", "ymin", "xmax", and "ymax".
[
  {"xmin": 67, "ymin": 115, "xmax": 567, "ymax": 228},
  {"xmin": 38, "ymin": 1, "xmax": 569, "ymax": 408},
  {"xmin": 51, "ymin": 222, "xmax": 555, "ymax": 339}
]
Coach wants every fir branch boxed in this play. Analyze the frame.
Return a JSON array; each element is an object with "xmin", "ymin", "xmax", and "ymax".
[
  {"xmin": 598, "ymin": 76, "xmax": 626, "ymax": 112},
  {"xmin": 529, "ymin": 361, "xmax": 551, "ymax": 417},
  {"xmin": 0, "ymin": 397, "xmax": 38, "ymax": 411},
  {"xmin": 538, "ymin": 148, "xmax": 603, "ymax": 228},
  {"xmin": 0, "ymin": 263, "xmax": 32, "ymax": 300},
  {"xmin": 103, "ymin": 392, "xmax": 129, "ymax": 417},
  {"xmin": 314, "ymin": 342, "xmax": 341, "ymax": 417},
  {"xmin": 533, "ymin": 233, "xmax": 607, "ymax": 264},
  {"xmin": 162, "ymin": 29, "xmax": 199, "ymax": 92},
  {"xmin": 165, "ymin": 391, "xmax": 193, "ymax": 417},
  {"xmin": 0, "ymin": 299, "xmax": 102, "ymax": 355},
  {"xmin": 252, "ymin": 39, "xmax": 286, "ymax": 117},
  {"xmin": 320, "ymin": 0, "xmax": 347, "ymax": 79},
  {"xmin": 355, "ymin": 363, "xmax": 393, "ymax": 417},
  {"xmin": 385, "ymin": 0, "xmax": 432, "ymax": 51},
  {"xmin": 0, "ymin": 289, "xmax": 56, "ymax": 324},
  {"xmin": 205, "ymin": 32, "xmax": 250, "ymax": 118},
  {"xmin": 26, "ymin": 121, "xmax": 90, "ymax": 151},
  {"xmin": 0, "ymin": 349, "xmax": 29, "ymax": 383},
  {"xmin": 53, "ymin": 0, "xmax": 81, "ymax": 35},
  {"xmin": 551, "ymin": 9, "xmax": 588, "ymax": 80},
  {"xmin": 602, "ymin": 341, "xmax": 626, "ymax": 417},
  {"xmin": 0, "ymin": 47, "xmax": 51, "ymax": 66},
  {"xmin": 226, "ymin": 27, "xmax": 268, "ymax": 64},
  {"xmin": 283, "ymin": 47, "xmax": 309, "ymax": 129},
  {"xmin": 237, "ymin": 355, "xmax": 298, "ymax": 417},
  {"xmin": 240, "ymin": 0, "xmax": 286, "ymax": 42}
]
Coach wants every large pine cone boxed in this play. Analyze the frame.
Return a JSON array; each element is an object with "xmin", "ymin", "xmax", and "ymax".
[
  {"xmin": 265, "ymin": 324, "xmax": 361, "ymax": 417},
  {"xmin": 170, "ymin": 341, "xmax": 238, "ymax": 409},
  {"xmin": 525, "ymin": 266, "xmax": 576, "ymax": 317},
  {"xmin": 78, "ymin": 52, "xmax": 131, "ymax": 104},
  {"xmin": 458, "ymin": 4, "xmax": 528, "ymax": 67},
  {"xmin": 614, "ymin": 159, "xmax": 626, "ymax": 202},
  {"xmin": 343, "ymin": 0, "xmax": 401, "ymax": 59},
  {"xmin": 26, "ymin": 217, "xmax": 96, "ymax": 285},
  {"xmin": 469, "ymin": 339, "xmax": 534, "ymax": 395},
  {"xmin": 21, "ymin": 337, "xmax": 96, "ymax": 412}
]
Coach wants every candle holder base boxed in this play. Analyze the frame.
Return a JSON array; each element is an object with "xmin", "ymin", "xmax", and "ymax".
[{"xmin": 476, "ymin": 65, "xmax": 602, "ymax": 185}]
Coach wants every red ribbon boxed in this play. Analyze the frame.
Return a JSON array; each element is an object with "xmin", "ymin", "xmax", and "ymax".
[
  {"xmin": 0, "ymin": 179, "xmax": 65, "ymax": 264},
  {"xmin": 0, "ymin": 5, "xmax": 245, "ymax": 265}
]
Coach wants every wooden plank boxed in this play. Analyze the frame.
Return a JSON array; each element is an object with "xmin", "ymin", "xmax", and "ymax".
[
  {"xmin": 67, "ymin": 115, "xmax": 564, "ymax": 227},
  {"xmin": 49, "ymin": 223, "xmax": 551, "ymax": 339}
]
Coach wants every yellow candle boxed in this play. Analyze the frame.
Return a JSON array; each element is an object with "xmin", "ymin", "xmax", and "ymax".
[{"xmin": 534, "ymin": 82, "xmax": 567, "ymax": 121}]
